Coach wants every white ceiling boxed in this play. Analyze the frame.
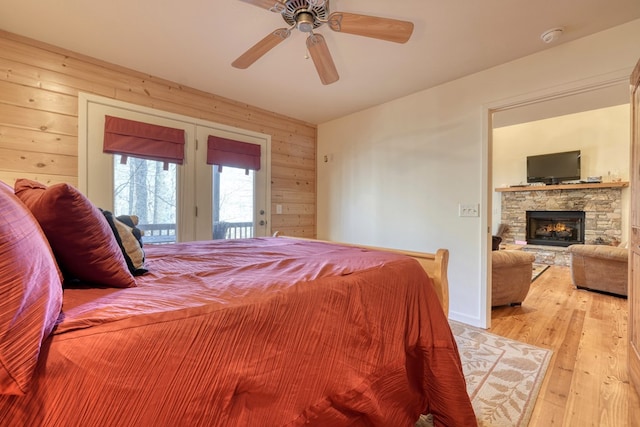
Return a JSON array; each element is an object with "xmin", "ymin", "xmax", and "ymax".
[{"xmin": 1, "ymin": 0, "xmax": 639, "ymax": 124}]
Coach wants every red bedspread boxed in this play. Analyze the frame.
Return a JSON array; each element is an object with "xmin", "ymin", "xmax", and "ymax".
[{"xmin": 0, "ymin": 237, "xmax": 476, "ymax": 426}]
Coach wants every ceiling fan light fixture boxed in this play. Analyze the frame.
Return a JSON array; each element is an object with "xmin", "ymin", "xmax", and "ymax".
[
  {"xmin": 296, "ymin": 12, "xmax": 315, "ymax": 33},
  {"xmin": 306, "ymin": 0, "xmax": 325, "ymax": 6}
]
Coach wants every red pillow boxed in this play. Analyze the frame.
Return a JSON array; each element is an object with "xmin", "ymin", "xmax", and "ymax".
[
  {"xmin": 14, "ymin": 179, "xmax": 136, "ymax": 288},
  {"xmin": 0, "ymin": 181, "xmax": 63, "ymax": 395}
]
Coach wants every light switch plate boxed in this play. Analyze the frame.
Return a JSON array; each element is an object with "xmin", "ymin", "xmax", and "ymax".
[{"xmin": 459, "ymin": 203, "xmax": 479, "ymax": 217}]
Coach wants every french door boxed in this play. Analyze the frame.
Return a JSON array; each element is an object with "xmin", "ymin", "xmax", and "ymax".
[
  {"xmin": 194, "ymin": 125, "xmax": 269, "ymax": 241},
  {"xmin": 79, "ymin": 93, "xmax": 270, "ymax": 243}
]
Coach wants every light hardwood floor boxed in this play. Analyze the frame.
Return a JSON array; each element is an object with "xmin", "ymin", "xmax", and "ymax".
[{"xmin": 490, "ymin": 265, "xmax": 640, "ymax": 427}]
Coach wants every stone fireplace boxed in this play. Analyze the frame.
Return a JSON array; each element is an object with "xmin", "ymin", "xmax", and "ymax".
[
  {"xmin": 498, "ymin": 184, "xmax": 626, "ymax": 265},
  {"xmin": 526, "ymin": 210, "xmax": 585, "ymax": 247}
]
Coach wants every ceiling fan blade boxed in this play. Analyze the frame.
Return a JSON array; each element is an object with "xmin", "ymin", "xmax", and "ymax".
[
  {"xmin": 306, "ymin": 34, "xmax": 339, "ymax": 85},
  {"xmin": 232, "ymin": 28, "xmax": 291, "ymax": 69},
  {"xmin": 328, "ymin": 12, "xmax": 414, "ymax": 44},
  {"xmin": 237, "ymin": 0, "xmax": 286, "ymax": 13}
]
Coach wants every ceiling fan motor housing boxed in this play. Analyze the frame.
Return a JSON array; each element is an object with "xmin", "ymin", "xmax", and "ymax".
[{"xmin": 281, "ymin": 0, "xmax": 329, "ymax": 31}]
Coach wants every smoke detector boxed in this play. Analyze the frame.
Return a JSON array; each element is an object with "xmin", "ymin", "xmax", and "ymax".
[{"xmin": 541, "ymin": 27, "xmax": 564, "ymax": 44}]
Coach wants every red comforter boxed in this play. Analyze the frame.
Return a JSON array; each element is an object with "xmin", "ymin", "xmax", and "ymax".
[{"xmin": 0, "ymin": 237, "xmax": 475, "ymax": 426}]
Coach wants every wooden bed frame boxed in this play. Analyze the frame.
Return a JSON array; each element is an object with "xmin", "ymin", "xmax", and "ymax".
[{"xmin": 273, "ymin": 233, "xmax": 449, "ymax": 316}]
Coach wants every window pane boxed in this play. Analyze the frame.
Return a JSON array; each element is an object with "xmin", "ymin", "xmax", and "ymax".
[
  {"xmin": 113, "ymin": 155, "xmax": 177, "ymax": 244},
  {"xmin": 213, "ymin": 167, "xmax": 254, "ymax": 239}
]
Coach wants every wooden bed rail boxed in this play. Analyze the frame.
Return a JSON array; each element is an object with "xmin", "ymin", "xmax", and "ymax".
[{"xmin": 273, "ymin": 232, "xmax": 450, "ymax": 317}]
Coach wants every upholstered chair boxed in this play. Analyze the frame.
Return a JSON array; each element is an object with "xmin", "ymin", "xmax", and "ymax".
[
  {"xmin": 492, "ymin": 250, "xmax": 536, "ymax": 307},
  {"xmin": 567, "ymin": 244, "xmax": 628, "ymax": 297}
]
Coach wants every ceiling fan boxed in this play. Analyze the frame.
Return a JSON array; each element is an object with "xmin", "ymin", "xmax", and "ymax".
[{"xmin": 232, "ymin": 0, "xmax": 414, "ymax": 85}]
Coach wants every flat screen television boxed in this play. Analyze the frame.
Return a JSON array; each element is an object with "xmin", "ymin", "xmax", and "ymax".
[{"xmin": 526, "ymin": 150, "xmax": 581, "ymax": 185}]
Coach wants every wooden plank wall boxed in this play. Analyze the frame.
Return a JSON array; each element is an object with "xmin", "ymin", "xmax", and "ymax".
[{"xmin": 0, "ymin": 30, "xmax": 316, "ymax": 238}]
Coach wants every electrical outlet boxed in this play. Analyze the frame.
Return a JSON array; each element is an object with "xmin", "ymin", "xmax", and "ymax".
[
  {"xmin": 459, "ymin": 203, "xmax": 479, "ymax": 217},
  {"xmin": 276, "ymin": 204, "xmax": 283, "ymax": 214}
]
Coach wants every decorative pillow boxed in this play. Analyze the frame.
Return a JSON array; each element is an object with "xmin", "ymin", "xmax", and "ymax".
[
  {"xmin": 14, "ymin": 179, "xmax": 136, "ymax": 288},
  {"xmin": 0, "ymin": 181, "xmax": 63, "ymax": 395},
  {"xmin": 101, "ymin": 210, "xmax": 148, "ymax": 276}
]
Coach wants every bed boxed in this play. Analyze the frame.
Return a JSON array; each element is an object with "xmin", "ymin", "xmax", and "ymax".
[{"xmin": 0, "ymin": 179, "xmax": 476, "ymax": 426}]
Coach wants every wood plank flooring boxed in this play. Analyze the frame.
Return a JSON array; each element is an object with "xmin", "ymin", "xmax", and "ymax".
[{"xmin": 490, "ymin": 265, "xmax": 640, "ymax": 426}]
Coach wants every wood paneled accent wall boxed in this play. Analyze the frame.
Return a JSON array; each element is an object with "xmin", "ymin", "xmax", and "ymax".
[{"xmin": 0, "ymin": 30, "xmax": 316, "ymax": 238}]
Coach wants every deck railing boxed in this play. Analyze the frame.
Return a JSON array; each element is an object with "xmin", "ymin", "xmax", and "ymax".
[
  {"xmin": 214, "ymin": 221, "xmax": 254, "ymax": 239},
  {"xmin": 138, "ymin": 223, "xmax": 177, "ymax": 244},
  {"xmin": 138, "ymin": 222, "xmax": 254, "ymax": 244}
]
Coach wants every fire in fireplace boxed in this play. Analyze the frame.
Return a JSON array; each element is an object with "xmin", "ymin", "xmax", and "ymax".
[{"xmin": 526, "ymin": 210, "xmax": 585, "ymax": 247}]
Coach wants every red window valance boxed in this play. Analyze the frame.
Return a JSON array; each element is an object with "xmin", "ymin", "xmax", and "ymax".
[
  {"xmin": 103, "ymin": 115, "xmax": 186, "ymax": 169},
  {"xmin": 207, "ymin": 135, "xmax": 261, "ymax": 172}
]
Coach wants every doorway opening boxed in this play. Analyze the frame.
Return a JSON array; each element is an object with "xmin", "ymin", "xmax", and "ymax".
[{"xmin": 486, "ymin": 77, "xmax": 630, "ymax": 328}]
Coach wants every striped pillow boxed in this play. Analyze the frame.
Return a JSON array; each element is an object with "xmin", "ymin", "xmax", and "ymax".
[
  {"xmin": 0, "ymin": 181, "xmax": 63, "ymax": 395},
  {"xmin": 101, "ymin": 210, "xmax": 148, "ymax": 276}
]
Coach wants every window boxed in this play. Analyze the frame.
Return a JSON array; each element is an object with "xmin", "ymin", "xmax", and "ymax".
[
  {"xmin": 213, "ymin": 167, "xmax": 255, "ymax": 239},
  {"xmin": 113, "ymin": 156, "xmax": 177, "ymax": 244}
]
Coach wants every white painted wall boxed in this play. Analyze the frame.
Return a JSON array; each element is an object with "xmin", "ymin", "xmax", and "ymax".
[
  {"xmin": 317, "ymin": 19, "xmax": 640, "ymax": 328},
  {"xmin": 493, "ymin": 104, "xmax": 631, "ymax": 239}
]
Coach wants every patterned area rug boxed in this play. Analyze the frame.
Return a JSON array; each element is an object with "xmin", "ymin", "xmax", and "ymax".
[
  {"xmin": 531, "ymin": 263, "xmax": 550, "ymax": 282},
  {"xmin": 416, "ymin": 320, "xmax": 552, "ymax": 427}
]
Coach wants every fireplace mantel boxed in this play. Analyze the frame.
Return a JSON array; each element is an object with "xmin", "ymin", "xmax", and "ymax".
[{"xmin": 496, "ymin": 181, "xmax": 628, "ymax": 192}]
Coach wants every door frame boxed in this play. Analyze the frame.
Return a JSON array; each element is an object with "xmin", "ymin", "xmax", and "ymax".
[
  {"xmin": 629, "ymin": 57, "xmax": 640, "ymax": 398},
  {"xmin": 481, "ymin": 69, "xmax": 631, "ymax": 328}
]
